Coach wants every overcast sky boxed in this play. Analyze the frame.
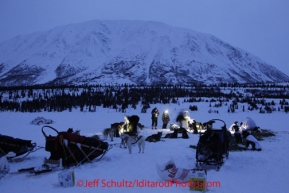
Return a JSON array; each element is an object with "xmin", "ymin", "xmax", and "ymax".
[{"xmin": 1, "ymin": 0, "xmax": 288, "ymax": 75}]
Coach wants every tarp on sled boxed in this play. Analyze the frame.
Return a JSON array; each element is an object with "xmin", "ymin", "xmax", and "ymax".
[{"xmin": 241, "ymin": 117, "xmax": 257, "ymax": 131}]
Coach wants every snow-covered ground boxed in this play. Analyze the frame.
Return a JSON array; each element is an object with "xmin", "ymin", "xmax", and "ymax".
[{"xmin": 0, "ymin": 100, "xmax": 288, "ymax": 193}]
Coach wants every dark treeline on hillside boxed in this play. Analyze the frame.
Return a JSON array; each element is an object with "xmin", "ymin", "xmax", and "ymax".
[{"xmin": 0, "ymin": 83, "xmax": 288, "ymax": 113}]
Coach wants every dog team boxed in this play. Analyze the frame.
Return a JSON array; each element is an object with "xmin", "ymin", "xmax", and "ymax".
[
  {"xmin": 102, "ymin": 109, "xmax": 263, "ymax": 153},
  {"xmin": 102, "ymin": 108, "xmax": 201, "ymax": 154}
]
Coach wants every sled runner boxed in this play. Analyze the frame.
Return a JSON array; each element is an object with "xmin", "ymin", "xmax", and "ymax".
[
  {"xmin": 42, "ymin": 125, "xmax": 112, "ymax": 167},
  {"xmin": 0, "ymin": 134, "xmax": 38, "ymax": 161},
  {"xmin": 195, "ymin": 119, "xmax": 230, "ymax": 171}
]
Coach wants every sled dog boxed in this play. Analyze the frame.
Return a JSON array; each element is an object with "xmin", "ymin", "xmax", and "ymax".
[
  {"xmin": 103, "ymin": 128, "xmax": 115, "ymax": 141},
  {"xmin": 145, "ymin": 132, "xmax": 162, "ymax": 142},
  {"xmin": 111, "ymin": 122, "xmax": 125, "ymax": 137},
  {"xmin": 120, "ymin": 133, "xmax": 145, "ymax": 154}
]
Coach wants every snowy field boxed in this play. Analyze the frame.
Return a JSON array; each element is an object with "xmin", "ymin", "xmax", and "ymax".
[{"xmin": 1, "ymin": 100, "xmax": 289, "ymax": 193}]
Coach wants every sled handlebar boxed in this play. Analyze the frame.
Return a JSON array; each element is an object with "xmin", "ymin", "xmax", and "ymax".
[
  {"xmin": 42, "ymin": 125, "xmax": 59, "ymax": 138},
  {"xmin": 206, "ymin": 119, "xmax": 227, "ymax": 130}
]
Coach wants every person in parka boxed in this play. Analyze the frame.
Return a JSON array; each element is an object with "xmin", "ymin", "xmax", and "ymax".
[
  {"xmin": 151, "ymin": 107, "xmax": 159, "ymax": 129},
  {"xmin": 229, "ymin": 121, "xmax": 242, "ymax": 143},
  {"xmin": 176, "ymin": 110, "xmax": 191, "ymax": 130},
  {"xmin": 175, "ymin": 110, "xmax": 190, "ymax": 139},
  {"xmin": 161, "ymin": 110, "xmax": 170, "ymax": 129},
  {"xmin": 242, "ymin": 131, "xmax": 262, "ymax": 151}
]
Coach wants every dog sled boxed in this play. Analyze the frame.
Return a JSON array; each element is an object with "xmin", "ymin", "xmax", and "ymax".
[
  {"xmin": 42, "ymin": 126, "xmax": 112, "ymax": 167},
  {"xmin": 0, "ymin": 134, "xmax": 38, "ymax": 161},
  {"xmin": 195, "ymin": 119, "xmax": 230, "ymax": 171}
]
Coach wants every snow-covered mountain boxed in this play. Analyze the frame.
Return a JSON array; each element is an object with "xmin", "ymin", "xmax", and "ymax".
[{"xmin": 0, "ymin": 20, "xmax": 288, "ymax": 86}]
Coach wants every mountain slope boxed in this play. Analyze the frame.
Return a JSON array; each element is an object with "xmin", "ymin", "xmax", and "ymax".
[{"xmin": 0, "ymin": 19, "xmax": 288, "ymax": 86}]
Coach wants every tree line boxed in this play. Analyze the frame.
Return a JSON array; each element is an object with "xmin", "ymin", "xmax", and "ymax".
[{"xmin": 0, "ymin": 83, "xmax": 288, "ymax": 113}]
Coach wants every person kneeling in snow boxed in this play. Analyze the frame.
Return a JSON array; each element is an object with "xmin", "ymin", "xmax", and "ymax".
[{"xmin": 242, "ymin": 131, "xmax": 262, "ymax": 151}]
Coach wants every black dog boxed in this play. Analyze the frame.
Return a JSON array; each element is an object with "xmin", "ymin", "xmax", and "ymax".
[
  {"xmin": 164, "ymin": 128, "xmax": 189, "ymax": 139},
  {"xmin": 145, "ymin": 132, "xmax": 162, "ymax": 142},
  {"xmin": 164, "ymin": 129, "xmax": 178, "ymax": 138}
]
